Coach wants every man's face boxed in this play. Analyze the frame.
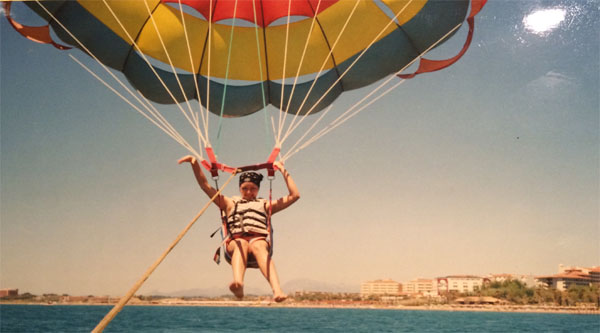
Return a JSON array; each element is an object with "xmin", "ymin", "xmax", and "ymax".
[{"xmin": 239, "ymin": 182, "xmax": 259, "ymax": 200}]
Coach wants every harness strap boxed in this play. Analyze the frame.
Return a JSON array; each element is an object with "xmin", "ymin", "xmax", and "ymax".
[
  {"xmin": 201, "ymin": 147, "xmax": 280, "ymax": 177},
  {"xmin": 267, "ymin": 176, "xmax": 274, "ymax": 248},
  {"xmin": 206, "ymin": 148, "xmax": 279, "ymax": 265}
]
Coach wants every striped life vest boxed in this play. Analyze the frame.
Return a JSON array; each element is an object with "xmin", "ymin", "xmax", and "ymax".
[{"xmin": 226, "ymin": 197, "xmax": 269, "ymax": 236}]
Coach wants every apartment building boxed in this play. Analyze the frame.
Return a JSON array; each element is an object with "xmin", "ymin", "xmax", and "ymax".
[
  {"xmin": 403, "ymin": 278, "xmax": 437, "ymax": 296},
  {"xmin": 437, "ymin": 275, "xmax": 487, "ymax": 293},
  {"xmin": 360, "ymin": 279, "xmax": 402, "ymax": 297},
  {"xmin": 535, "ymin": 265, "xmax": 599, "ymax": 291}
]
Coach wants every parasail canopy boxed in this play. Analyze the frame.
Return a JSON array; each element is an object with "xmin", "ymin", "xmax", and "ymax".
[{"xmin": 6, "ymin": 0, "xmax": 486, "ymax": 166}]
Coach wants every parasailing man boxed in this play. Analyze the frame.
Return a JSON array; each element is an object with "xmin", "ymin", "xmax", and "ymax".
[{"xmin": 178, "ymin": 156, "xmax": 299, "ymax": 302}]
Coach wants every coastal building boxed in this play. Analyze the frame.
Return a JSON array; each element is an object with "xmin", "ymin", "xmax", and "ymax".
[
  {"xmin": 535, "ymin": 265, "xmax": 598, "ymax": 291},
  {"xmin": 437, "ymin": 276, "xmax": 488, "ymax": 294},
  {"xmin": 360, "ymin": 279, "xmax": 402, "ymax": 297},
  {"xmin": 403, "ymin": 278, "xmax": 437, "ymax": 296},
  {"xmin": 590, "ymin": 267, "xmax": 600, "ymax": 284},
  {"xmin": 0, "ymin": 289, "xmax": 18, "ymax": 298}
]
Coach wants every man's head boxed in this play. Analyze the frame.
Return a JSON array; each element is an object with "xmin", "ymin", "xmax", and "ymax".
[{"xmin": 238, "ymin": 171, "xmax": 263, "ymax": 200}]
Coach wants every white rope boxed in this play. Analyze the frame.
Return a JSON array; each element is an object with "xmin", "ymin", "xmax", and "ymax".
[
  {"xmin": 279, "ymin": 0, "xmax": 416, "ymax": 146},
  {"xmin": 276, "ymin": 0, "xmax": 294, "ymax": 144},
  {"xmin": 35, "ymin": 0, "xmax": 208, "ymax": 160},
  {"xmin": 277, "ymin": 0, "xmax": 323, "ymax": 143},
  {"xmin": 282, "ymin": 20, "xmax": 466, "ymax": 161},
  {"xmin": 33, "ymin": 1, "xmax": 204, "ymax": 157},
  {"xmin": 204, "ymin": 0, "xmax": 214, "ymax": 142},
  {"xmin": 278, "ymin": 0, "xmax": 362, "ymax": 146},
  {"xmin": 141, "ymin": 0, "xmax": 200, "ymax": 137},
  {"xmin": 176, "ymin": 0, "xmax": 211, "ymax": 150},
  {"xmin": 251, "ymin": 0, "xmax": 276, "ymax": 149},
  {"xmin": 133, "ymin": 90, "xmax": 198, "ymax": 154},
  {"xmin": 100, "ymin": 0, "xmax": 209, "ymax": 147},
  {"xmin": 287, "ymin": 79, "xmax": 405, "ymax": 161},
  {"xmin": 70, "ymin": 55, "xmax": 202, "ymax": 159}
]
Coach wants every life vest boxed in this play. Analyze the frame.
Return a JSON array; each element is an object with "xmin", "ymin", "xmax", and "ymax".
[
  {"xmin": 213, "ymin": 196, "xmax": 274, "ymax": 268},
  {"xmin": 226, "ymin": 197, "xmax": 269, "ymax": 236}
]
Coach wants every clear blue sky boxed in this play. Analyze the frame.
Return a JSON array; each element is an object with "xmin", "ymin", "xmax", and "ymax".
[{"xmin": 1, "ymin": 1, "xmax": 598, "ymax": 296}]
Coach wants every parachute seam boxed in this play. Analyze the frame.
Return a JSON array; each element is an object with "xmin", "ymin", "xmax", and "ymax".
[
  {"xmin": 251, "ymin": 0, "xmax": 272, "ymax": 150},
  {"xmin": 276, "ymin": 0, "xmax": 294, "ymax": 142},
  {"xmin": 121, "ymin": 2, "xmax": 158, "ymax": 73},
  {"xmin": 197, "ymin": 0, "xmax": 220, "ymax": 108},
  {"xmin": 309, "ymin": 4, "xmax": 344, "ymax": 92},
  {"xmin": 396, "ymin": 24, "xmax": 424, "ymax": 62},
  {"xmin": 215, "ymin": 0, "xmax": 240, "ymax": 154},
  {"xmin": 259, "ymin": 0, "xmax": 272, "ymax": 106}
]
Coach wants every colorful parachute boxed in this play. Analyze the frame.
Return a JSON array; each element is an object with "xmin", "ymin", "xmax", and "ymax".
[{"xmin": 7, "ymin": 0, "xmax": 486, "ymax": 118}]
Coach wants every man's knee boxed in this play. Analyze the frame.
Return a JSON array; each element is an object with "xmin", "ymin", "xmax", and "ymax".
[
  {"xmin": 249, "ymin": 239, "xmax": 269, "ymax": 253},
  {"xmin": 228, "ymin": 239, "xmax": 249, "ymax": 254}
]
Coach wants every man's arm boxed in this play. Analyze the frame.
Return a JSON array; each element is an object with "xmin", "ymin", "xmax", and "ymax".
[
  {"xmin": 178, "ymin": 155, "xmax": 232, "ymax": 211},
  {"xmin": 269, "ymin": 161, "xmax": 300, "ymax": 214}
]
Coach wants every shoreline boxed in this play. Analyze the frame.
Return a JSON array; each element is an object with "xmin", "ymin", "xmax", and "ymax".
[{"xmin": 2, "ymin": 301, "xmax": 598, "ymax": 315}]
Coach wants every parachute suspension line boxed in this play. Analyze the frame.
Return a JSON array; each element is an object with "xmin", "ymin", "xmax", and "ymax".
[
  {"xmin": 32, "ymin": 1, "xmax": 204, "ymax": 159},
  {"xmin": 275, "ymin": 0, "xmax": 293, "ymax": 144},
  {"xmin": 279, "ymin": 0, "xmax": 416, "ymax": 147},
  {"xmin": 215, "ymin": 0, "xmax": 240, "ymax": 155},
  {"xmin": 249, "ymin": 0, "xmax": 271, "ymax": 151},
  {"xmin": 91, "ymin": 171, "xmax": 237, "ymax": 333},
  {"xmin": 278, "ymin": 0, "xmax": 361, "ymax": 145},
  {"xmin": 302, "ymin": 21, "xmax": 464, "ymax": 150},
  {"xmin": 279, "ymin": 104, "xmax": 334, "ymax": 163},
  {"xmin": 205, "ymin": 0, "xmax": 214, "ymax": 146},
  {"xmin": 99, "ymin": 0, "xmax": 210, "ymax": 147},
  {"xmin": 282, "ymin": 21, "xmax": 466, "ymax": 161},
  {"xmin": 267, "ymin": 175, "xmax": 274, "ymax": 248},
  {"xmin": 69, "ymin": 55, "xmax": 201, "ymax": 159},
  {"xmin": 278, "ymin": 0, "xmax": 323, "ymax": 141},
  {"xmin": 133, "ymin": 89, "xmax": 202, "ymax": 158},
  {"xmin": 176, "ymin": 0, "xmax": 211, "ymax": 151},
  {"xmin": 287, "ymin": 80, "xmax": 407, "ymax": 161},
  {"xmin": 142, "ymin": 0, "xmax": 201, "ymax": 142}
]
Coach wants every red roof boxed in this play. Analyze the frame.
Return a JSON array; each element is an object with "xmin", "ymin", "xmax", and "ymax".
[{"xmin": 536, "ymin": 272, "xmax": 591, "ymax": 281}]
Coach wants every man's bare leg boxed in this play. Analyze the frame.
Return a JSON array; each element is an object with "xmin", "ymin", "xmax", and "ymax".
[
  {"xmin": 227, "ymin": 239, "xmax": 248, "ymax": 299},
  {"xmin": 250, "ymin": 240, "xmax": 287, "ymax": 302}
]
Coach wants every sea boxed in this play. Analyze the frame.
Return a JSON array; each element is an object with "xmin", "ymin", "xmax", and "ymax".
[{"xmin": 1, "ymin": 305, "xmax": 599, "ymax": 332}]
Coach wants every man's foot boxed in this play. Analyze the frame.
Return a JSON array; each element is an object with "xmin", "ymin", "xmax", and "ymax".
[
  {"xmin": 229, "ymin": 282, "xmax": 244, "ymax": 299},
  {"xmin": 273, "ymin": 293, "xmax": 287, "ymax": 303}
]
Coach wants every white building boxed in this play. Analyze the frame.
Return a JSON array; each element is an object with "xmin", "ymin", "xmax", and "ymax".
[
  {"xmin": 403, "ymin": 278, "xmax": 437, "ymax": 296},
  {"xmin": 535, "ymin": 265, "xmax": 598, "ymax": 291},
  {"xmin": 437, "ymin": 275, "xmax": 487, "ymax": 294},
  {"xmin": 360, "ymin": 279, "xmax": 402, "ymax": 297}
]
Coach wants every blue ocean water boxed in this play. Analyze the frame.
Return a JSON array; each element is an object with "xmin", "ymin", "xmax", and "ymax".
[{"xmin": 1, "ymin": 305, "xmax": 598, "ymax": 332}]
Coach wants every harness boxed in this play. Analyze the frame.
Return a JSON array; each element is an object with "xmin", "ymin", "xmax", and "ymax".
[
  {"xmin": 211, "ymin": 177, "xmax": 274, "ymax": 269},
  {"xmin": 203, "ymin": 147, "xmax": 278, "ymax": 268}
]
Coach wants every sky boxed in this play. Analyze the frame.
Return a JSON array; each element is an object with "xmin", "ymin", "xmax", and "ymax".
[{"xmin": 1, "ymin": 0, "xmax": 598, "ymax": 297}]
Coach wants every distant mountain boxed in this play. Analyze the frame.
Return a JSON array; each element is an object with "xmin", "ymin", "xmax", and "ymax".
[{"xmin": 282, "ymin": 278, "xmax": 359, "ymax": 293}]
